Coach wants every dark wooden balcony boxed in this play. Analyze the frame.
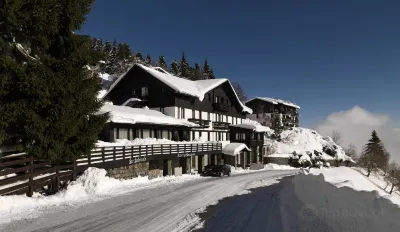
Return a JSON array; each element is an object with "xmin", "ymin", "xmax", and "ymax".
[
  {"xmin": 212, "ymin": 103, "xmax": 229, "ymax": 112},
  {"xmin": 213, "ymin": 121, "xmax": 231, "ymax": 129},
  {"xmin": 188, "ymin": 118, "xmax": 211, "ymax": 128}
]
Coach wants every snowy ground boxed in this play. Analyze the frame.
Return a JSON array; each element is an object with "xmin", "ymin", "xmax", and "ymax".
[
  {"xmin": 3, "ymin": 166, "xmax": 400, "ymax": 232},
  {"xmin": 175, "ymin": 167, "xmax": 400, "ymax": 232},
  {"xmin": 1, "ymin": 168, "xmax": 298, "ymax": 232}
]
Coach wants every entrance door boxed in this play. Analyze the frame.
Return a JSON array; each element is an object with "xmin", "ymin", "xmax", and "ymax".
[{"xmin": 163, "ymin": 159, "xmax": 168, "ymax": 176}]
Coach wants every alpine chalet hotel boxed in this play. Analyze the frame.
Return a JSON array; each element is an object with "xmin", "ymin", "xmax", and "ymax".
[{"xmin": 102, "ymin": 63, "xmax": 257, "ymax": 174}]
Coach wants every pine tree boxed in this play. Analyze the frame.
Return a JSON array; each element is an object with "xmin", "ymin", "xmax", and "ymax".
[
  {"xmin": 169, "ymin": 60, "xmax": 179, "ymax": 75},
  {"xmin": 135, "ymin": 52, "xmax": 143, "ymax": 63},
  {"xmin": 104, "ymin": 39, "xmax": 119, "ymax": 73},
  {"xmin": 0, "ymin": 0, "xmax": 108, "ymax": 162},
  {"xmin": 202, "ymin": 59, "xmax": 215, "ymax": 79},
  {"xmin": 157, "ymin": 56, "xmax": 168, "ymax": 70},
  {"xmin": 144, "ymin": 54, "xmax": 153, "ymax": 66},
  {"xmin": 271, "ymin": 114, "xmax": 284, "ymax": 141},
  {"xmin": 359, "ymin": 130, "xmax": 388, "ymax": 177},
  {"xmin": 193, "ymin": 63, "xmax": 202, "ymax": 80},
  {"xmin": 178, "ymin": 52, "xmax": 191, "ymax": 78},
  {"xmin": 104, "ymin": 41, "xmax": 112, "ymax": 55},
  {"xmin": 117, "ymin": 43, "xmax": 132, "ymax": 72}
]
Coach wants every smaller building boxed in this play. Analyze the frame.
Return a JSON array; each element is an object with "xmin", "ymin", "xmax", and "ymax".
[
  {"xmin": 227, "ymin": 122, "xmax": 270, "ymax": 169},
  {"xmin": 245, "ymin": 97, "xmax": 300, "ymax": 128}
]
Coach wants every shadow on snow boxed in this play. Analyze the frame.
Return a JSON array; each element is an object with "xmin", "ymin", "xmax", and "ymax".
[{"xmin": 192, "ymin": 175, "xmax": 400, "ymax": 232}]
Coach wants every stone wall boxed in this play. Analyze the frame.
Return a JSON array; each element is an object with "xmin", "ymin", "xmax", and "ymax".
[
  {"xmin": 107, "ymin": 162, "xmax": 149, "ymax": 179},
  {"xmin": 264, "ymin": 156, "xmax": 290, "ymax": 165}
]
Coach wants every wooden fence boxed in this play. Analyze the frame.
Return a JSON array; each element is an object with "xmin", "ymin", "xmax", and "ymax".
[{"xmin": 0, "ymin": 142, "xmax": 222, "ymax": 196}]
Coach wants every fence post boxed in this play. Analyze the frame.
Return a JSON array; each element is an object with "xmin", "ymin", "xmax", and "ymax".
[
  {"xmin": 72, "ymin": 159, "xmax": 77, "ymax": 181},
  {"xmin": 55, "ymin": 161, "xmax": 60, "ymax": 193},
  {"xmin": 27, "ymin": 156, "xmax": 34, "ymax": 197},
  {"xmin": 197, "ymin": 143, "xmax": 199, "ymax": 153},
  {"xmin": 113, "ymin": 146, "xmax": 116, "ymax": 161},
  {"xmin": 131, "ymin": 146, "xmax": 134, "ymax": 159},
  {"xmin": 102, "ymin": 147, "xmax": 105, "ymax": 163},
  {"xmin": 151, "ymin": 144, "xmax": 154, "ymax": 155},
  {"xmin": 170, "ymin": 144, "xmax": 172, "ymax": 155},
  {"xmin": 146, "ymin": 145, "xmax": 148, "ymax": 156},
  {"xmin": 123, "ymin": 146, "xmax": 126, "ymax": 160},
  {"xmin": 88, "ymin": 152, "xmax": 91, "ymax": 165}
]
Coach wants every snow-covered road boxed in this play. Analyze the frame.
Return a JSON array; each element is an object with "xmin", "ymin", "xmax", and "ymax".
[{"xmin": 2, "ymin": 170, "xmax": 298, "ymax": 232}]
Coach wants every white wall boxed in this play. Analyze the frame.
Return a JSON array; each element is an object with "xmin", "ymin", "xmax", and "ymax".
[
  {"xmin": 143, "ymin": 129, "xmax": 150, "ymax": 139},
  {"xmin": 184, "ymin": 108, "xmax": 191, "ymax": 119},
  {"xmin": 164, "ymin": 106, "xmax": 177, "ymax": 118}
]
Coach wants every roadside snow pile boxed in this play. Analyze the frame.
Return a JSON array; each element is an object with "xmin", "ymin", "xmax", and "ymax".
[
  {"xmin": 230, "ymin": 163, "xmax": 298, "ymax": 174},
  {"xmin": 266, "ymin": 127, "xmax": 354, "ymax": 166},
  {"xmin": 96, "ymin": 137, "xmax": 217, "ymax": 147},
  {"xmin": 306, "ymin": 167, "xmax": 400, "ymax": 207},
  {"xmin": 0, "ymin": 168, "xmax": 201, "ymax": 225}
]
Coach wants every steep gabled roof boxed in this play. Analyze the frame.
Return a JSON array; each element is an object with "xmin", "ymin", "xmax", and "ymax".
[
  {"xmin": 245, "ymin": 97, "xmax": 300, "ymax": 109},
  {"xmin": 105, "ymin": 63, "xmax": 253, "ymax": 114}
]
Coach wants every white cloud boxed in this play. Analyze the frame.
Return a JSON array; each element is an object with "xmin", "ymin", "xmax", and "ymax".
[{"xmin": 314, "ymin": 105, "xmax": 400, "ymax": 162}]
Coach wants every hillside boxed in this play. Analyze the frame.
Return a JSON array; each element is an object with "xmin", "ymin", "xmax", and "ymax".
[{"xmin": 265, "ymin": 127, "xmax": 353, "ymax": 166}]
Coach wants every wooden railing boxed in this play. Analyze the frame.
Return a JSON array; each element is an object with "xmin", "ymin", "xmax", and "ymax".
[
  {"xmin": 213, "ymin": 121, "xmax": 231, "ymax": 129},
  {"xmin": 0, "ymin": 154, "xmax": 76, "ymax": 197},
  {"xmin": 77, "ymin": 142, "xmax": 222, "ymax": 167},
  {"xmin": 0, "ymin": 142, "xmax": 222, "ymax": 196},
  {"xmin": 188, "ymin": 118, "xmax": 211, "ymax": 128},
  {"xmin": 212, "ymin": 103, "xmax": 229, "ymax": 112}
]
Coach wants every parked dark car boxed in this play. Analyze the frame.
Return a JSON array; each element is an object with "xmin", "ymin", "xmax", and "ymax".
[{"xmin": 202, "ymin": 164, "xmax": 231, "ymax": 177}]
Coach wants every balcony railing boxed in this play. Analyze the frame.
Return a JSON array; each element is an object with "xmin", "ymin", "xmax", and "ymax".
[
  {"xmin": 213, "ymin": 121, "xmax": 231, "ymax": 129},
  {"xmin": 212, "ymin": 103, "xmax": 229, "ymax": 112},
  {"xmin": 188, "ymin": 118, "xmax": 211, "ymax": 128}
]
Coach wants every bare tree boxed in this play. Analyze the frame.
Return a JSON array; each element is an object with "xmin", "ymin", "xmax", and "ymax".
[
  {"xmin": 344, "ymin": 143, "xmax": 358, "ymax": 162},
  {"xmin": 231, "ymin": 82, "xmax": 248, "ymax": 102},
  {"xmin": 384, "ymin": 162, "xmax": 400, "ymax": 194},
  {"xmin": 331, "ymin": 130, "xmax": 342, "ymax": 145}
]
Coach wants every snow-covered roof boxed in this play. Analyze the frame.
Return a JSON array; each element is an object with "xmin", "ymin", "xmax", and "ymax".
[
  {"xmin": 222, "ymin": 143, "xmax": 250, "ymax": 156},
  {"xmin": 121, "ymin": 98, "xmax": 142, "ymax": 106},
  {"xmin": 96, "ymin": 104, "xmax": 198, "ymax": 127},
  {"xmin": 246, "ymin": 97, "xmax": 300, "ymax": 109},
  {"xmin": 230, "ymin": 123, "xmax": 271, "ymax": 132},
  {"xmin": 105, "ymin": 64, "xmax": 252, "ymax": 114}
]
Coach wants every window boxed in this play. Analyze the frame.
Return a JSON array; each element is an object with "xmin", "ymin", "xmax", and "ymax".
[
  {"xmin": 132, "ymin": 90, "xmax": 136, "ymax": 96},
  {"xmin": 221, "ymin": 97, "xmax": 224, "ymax": 103},
  {"xmin": 181, "ymin": 108, "xmax": 185, "ymax": 119},
  {"xmin": 141, "ymin": 86, "xmax": 148, "ymax": 97},
  {"xmin": 215, "ymin": 96, "xmax": 219, "ymax": 103},
  {"xmin": 119, "ymin": 128, "xmax": 128, "ymax": 139},
  {"xmin": 192, "ymin": 156, "xmax": 196, "ymax": 168}
]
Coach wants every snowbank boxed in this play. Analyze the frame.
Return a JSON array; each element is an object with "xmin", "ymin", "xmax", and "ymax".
[
  {"xmin": 307, "ymin": 167, "xmax": 400, "ymax": 207},
  {"xmin": 0, "ymin": 168, "xmax": 201, "ymax": 225},
  {"xmin": 266, "ymin": 127, "xmax": 353, "ymax": 164},
  {"xmin": 230, "ymin": 163, "xmax": 298, "ymax": 174}
]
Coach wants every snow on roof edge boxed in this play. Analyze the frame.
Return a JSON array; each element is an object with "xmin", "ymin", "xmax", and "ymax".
[{"xmin": 246, "ymin": 97, "xmax": 300, "ymax": 109}]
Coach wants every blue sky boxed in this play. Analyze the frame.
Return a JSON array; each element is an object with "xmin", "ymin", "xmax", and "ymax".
[{"xmin": 81, "ymin": 0, "xmax": 400, "ymax": 127}]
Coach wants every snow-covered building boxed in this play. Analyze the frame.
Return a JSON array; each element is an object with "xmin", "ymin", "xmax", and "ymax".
[
  {"xmin": 245, "ymin": 97, "xmax": 300, "ymax": 128},
  {"xmin": 103, "ymin": 63, "xmax": 252, "ymax": 143},
  {"xmin": 227, "ymin": 121, "xmax": 270, "ymax": 169}
]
